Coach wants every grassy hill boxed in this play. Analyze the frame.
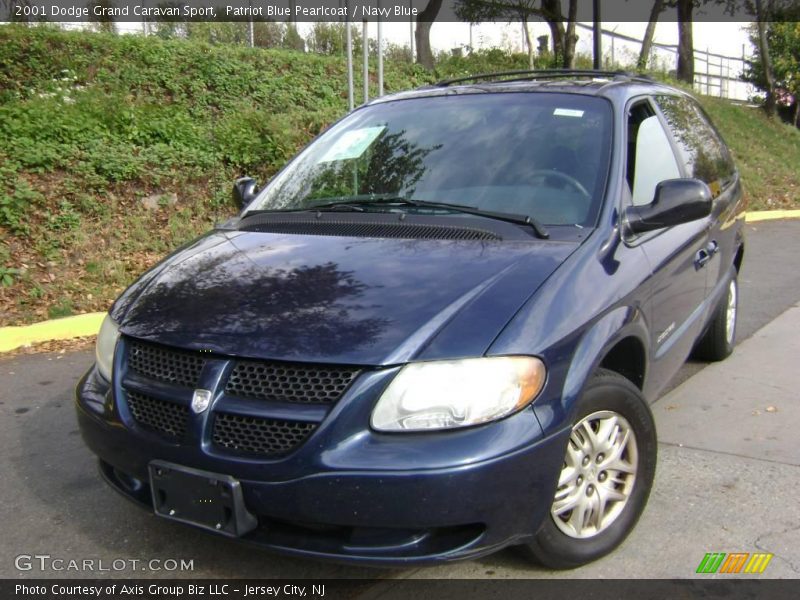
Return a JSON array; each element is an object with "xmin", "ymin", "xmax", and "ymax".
[{"xmin": 1, "ymin": 25, "xmax": 799, "ymax": 326}]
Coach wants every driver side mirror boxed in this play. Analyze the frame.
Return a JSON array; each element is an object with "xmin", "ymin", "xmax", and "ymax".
[
  {"xmin": 233, "ymin": 177, "xmax": 259, "ymax": 211},
  {"xmin": 624, "ymin": 178, "xmax": 712, "ymax": 235}
]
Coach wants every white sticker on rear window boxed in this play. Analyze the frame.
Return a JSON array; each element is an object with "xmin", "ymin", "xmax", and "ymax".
[
  {"xmin": 320, "ymin": 126, "xmax": 386, "ymax": 162},
  {"xmin": 553, "ymin": 108, "xmax": 585, "ymax": 118}
]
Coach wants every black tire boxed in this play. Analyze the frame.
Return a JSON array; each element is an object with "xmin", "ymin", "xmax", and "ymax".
[
  {"xmin": 693, "ymin": 276, "xmax": 738, "ymax": 362},
  {"xmin": 520, "ymin": 368, "xmax": 657, "ymax": 569}
]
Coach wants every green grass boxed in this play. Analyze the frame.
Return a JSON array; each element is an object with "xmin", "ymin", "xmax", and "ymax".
[
  {"xmin": 700, "ymin": 96, "xmax": 800, "ymax": 210},
  {"xmin": 0, "ymin": 25, "xmax": 798, "ymax": 326}
]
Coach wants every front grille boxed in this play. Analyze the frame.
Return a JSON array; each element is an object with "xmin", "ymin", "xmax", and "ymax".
[
  {"xmin": 212, "ymin": 413, "xmax": 316, "ymax": 456},
  {"xmin": 127, "ymin": 391, "xmax": 189, "ymax": 439},
  {"xmin": 127, "ymin": 339, "xmax": 206, "ymax": 388},
  {"xmin": 225, "ymin": 360, "xmax": 360, "ymax": 404}
]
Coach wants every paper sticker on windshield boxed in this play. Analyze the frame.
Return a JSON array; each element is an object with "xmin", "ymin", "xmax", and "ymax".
[
  {"xmin": 553, "ymin": 108, "xmax": 585, "ymax": 118},
  {"xmin": 320, "ymin": 126, "xmax": 386, "ymax": 162}
]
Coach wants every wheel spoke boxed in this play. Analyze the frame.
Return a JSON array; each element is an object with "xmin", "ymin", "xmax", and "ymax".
[
  {"xmin": 594, "ymin": 415, "xmax": 619, "ymax": 452},
  {"xmin": 567, "ymin": 496, "xmax": 592, "ymax": 535},
  {"xmin": 558, "ymin": 465, "xmax": 579, "ymax": 488},
  {"xmin": 553, "ymin": 490, "xmax": 582, "ymax": 517}
]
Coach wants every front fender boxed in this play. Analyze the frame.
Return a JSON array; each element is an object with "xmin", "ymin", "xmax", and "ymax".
[{"xmin": 532, "ymin": 306, "xmax": 650, "ymax": 435}]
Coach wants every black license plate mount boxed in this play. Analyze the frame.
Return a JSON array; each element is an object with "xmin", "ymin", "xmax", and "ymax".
[{"xmin": 148, "ymin": 460, "xmax": 257, "ymax": 537}]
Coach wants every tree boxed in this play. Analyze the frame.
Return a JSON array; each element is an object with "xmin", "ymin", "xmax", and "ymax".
[
  {"xmin": 307, "ymin": 22, "xmax": 364, "ymax": 55},
  {"xmin": 744, "ymin": 19, "xmax": 800, "ymax": 126},
  {"xmin": 186, "ymin": 22, "xmax": 250, "ymax": 45},
  {"xmin": 675, "ymin": 0, "xmax": 695, "ymax": 83},
  {"xmin": 754, "ymin": 0, "xmax": 778, "ymax": 117},
  {"xmin": 455, "ymin": 0, "xmax": 579, "ymax": 69},
  {"xmin": 253, "ymin": 21, "xmax": 288, "ymax": 49},
  {"xmin": 283, "ymin": 24, "xmax": 306, "ymax": 52},
  {"xmin": 638, "ymin": 0, "xmax": 665, "ymax": 70},
  {"xmin": 415, "ymin": 0, "xmax": 443, "ymax": 70}
]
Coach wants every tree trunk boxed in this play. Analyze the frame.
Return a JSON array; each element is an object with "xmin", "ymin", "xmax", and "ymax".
[
  {"xmin": 755, "ymin": 0, "xmax": 777, "ymax": 118},
  {"xmin": 541, "ymin": 0, "xmax": 565, "ymax": 62},
  {"xmin": 564, "ymin": 0, "xmax": 578, "ymax": 68},
  {"xmin": 522, "ymin": 16, "xmax": 534, "ymax": 69},
  {"xmin": 414, "ymin": 0, "xmax": 443, "ymax": 70},
  {"xmin": 638, "ymin": 0, "xmax": 664, "ymax": 70},
  {"xmin": 676, "ymin": 0, "xmax": 694, "ymax": 84}
]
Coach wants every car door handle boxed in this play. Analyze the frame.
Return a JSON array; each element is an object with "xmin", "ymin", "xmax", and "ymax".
[{"xmin": 695, "ymin": 240, "xmax": 719, "ymax": 269}]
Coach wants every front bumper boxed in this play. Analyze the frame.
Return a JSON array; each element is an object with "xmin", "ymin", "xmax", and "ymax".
[{"xmin": 76, "ymin": 365, "xmax": 569, "ymax": 565}]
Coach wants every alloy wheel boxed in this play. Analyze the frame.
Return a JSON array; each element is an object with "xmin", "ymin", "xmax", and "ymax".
[
  {"xmin": 551, "ymin": 410, "xmax": 638, "ymax": 539},
  {"xmin": 725, "ymin": 279, "xmax": 738, "ymax": 346}
]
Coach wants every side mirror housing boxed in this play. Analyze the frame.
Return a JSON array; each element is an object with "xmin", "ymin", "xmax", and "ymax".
[
  {"xmin": 624, "ymin": 178, "xmax": 712, "ymax": 235},
  {"xmin": 233, "ymin": 177, "xmax": 259, "ymax": 211}
]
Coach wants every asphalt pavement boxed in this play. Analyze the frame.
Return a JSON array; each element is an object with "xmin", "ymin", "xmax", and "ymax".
[{"xmin": 1, "ymin": 220, "xmax": 799, "ymax": 581}]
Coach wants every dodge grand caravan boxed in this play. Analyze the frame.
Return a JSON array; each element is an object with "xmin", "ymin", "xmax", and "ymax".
[{"xmin": 76, "ymin": 70, "xmax": 745, "ymax": 568}]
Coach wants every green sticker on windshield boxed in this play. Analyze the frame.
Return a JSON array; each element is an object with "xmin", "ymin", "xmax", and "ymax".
[{"xmin": 320, "ymin": 126, "xmax": 386, "ymax": 162}]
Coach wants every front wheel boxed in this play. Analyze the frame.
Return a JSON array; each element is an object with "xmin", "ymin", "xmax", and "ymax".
[
  {"xmin": 520, "ymin": 369, "xmax": 657, "ymax": 569},
  {"xmin": 693, "ymin": 276, "xmax": 738, "ymax": 361}
]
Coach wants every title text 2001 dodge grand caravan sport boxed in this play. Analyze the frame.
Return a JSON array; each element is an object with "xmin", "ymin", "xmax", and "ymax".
[{"xmin": 77, "ymin": 70, "xmax": 745, "ymax": 569}]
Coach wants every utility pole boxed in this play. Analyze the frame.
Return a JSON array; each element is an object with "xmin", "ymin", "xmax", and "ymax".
[
  {"xmin": 593, "ymin": 0, "xmax": 602, "ymax": 70},
  {"xmin": 377, "ymin": 5, "xmax": 384, "ymax": 96},
  {"xmin": 248, "ymin": 0, "xmax": 254, "ymax": 48},
  {"xmin": 346, "ymin": 17, "xmax": 354, "ymax": 110},
  {"xmin": 409, "ymin": 0, "xmax": 414, "ymax": 60}
]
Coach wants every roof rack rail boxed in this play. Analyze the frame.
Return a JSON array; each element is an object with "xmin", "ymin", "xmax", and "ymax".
[{"xmin": 433, "ymin": 69, "xmax": 653, "ymax": 88}]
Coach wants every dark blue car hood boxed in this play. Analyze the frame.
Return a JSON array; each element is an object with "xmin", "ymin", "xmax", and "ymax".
[{"xmin": 111, "ymin": 230, "xmax": 577, "ymax": 365}]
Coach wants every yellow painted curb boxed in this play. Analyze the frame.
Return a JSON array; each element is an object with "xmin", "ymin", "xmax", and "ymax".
[
  {"xmin": 746, "ymin": 209, "xmax": 800, "ymax": 222},
  {"xmin": 0, "ymin": 312, "xmax": 105, "ymax": 353}
]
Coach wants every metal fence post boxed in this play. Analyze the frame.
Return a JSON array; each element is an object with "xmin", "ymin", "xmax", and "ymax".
[{"xmin": 363, "ymin": 20, "xmax": 369, "ymax": 103}]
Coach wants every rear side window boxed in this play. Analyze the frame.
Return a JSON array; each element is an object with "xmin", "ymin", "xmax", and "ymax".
[{"xmin": 655, "ymin": 95, "xmax": 736, "ymax": 193}]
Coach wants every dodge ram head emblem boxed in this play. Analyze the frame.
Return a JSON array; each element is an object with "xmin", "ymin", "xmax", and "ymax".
[{"xmin": 191, "ymin": 389, "xmax": 212, "ymax": 414}]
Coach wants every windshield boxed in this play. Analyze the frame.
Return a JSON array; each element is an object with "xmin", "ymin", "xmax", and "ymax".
[{"xmin": 246, "ymin": 93, "xmax": 613, "ymax": 227}]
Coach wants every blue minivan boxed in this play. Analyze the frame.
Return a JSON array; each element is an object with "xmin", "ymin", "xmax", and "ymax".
[{"xmin": 76, "ymin": 70, "xmax": 745, "ymax": 568}]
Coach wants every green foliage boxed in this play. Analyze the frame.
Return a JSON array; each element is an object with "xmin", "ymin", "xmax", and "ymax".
[
  {"xmin": 47, "ymin": 297, "xmax": 75, "ymax": 319},
  {"xmin": 744, "ymin": 21, "xmax": 800, "ymax": 124},
  {"xmin": 47, "ymin": 200, "xmax": 81, "ymax": 232},
  {"xmin": 0, "ymin": 266, "xmax": 20, "ymax": 287},
  {"xmin": 0, "ymin": 179, "xmax": 42, "ymax": 234},
  {"xmin": 306, "ymin": 22, "xmax": 367, "ymax": 56}
]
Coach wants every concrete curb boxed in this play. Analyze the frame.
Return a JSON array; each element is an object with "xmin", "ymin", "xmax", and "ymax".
[
  {"xmin": 0, "ymin": 210, "xmax": 798, "ymax": 354},
  {"xmin": 0, "ymin": 312, "xmax": 105, "ymax": 353},
  {"xmin": 746, "ymin": 209, "xmax": 800, "ymax": 222}
]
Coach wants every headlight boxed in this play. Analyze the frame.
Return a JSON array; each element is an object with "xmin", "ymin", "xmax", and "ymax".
[
  {"xmin": 95, "ymin": 314, "xmax": 120, "ymax": 382},
  {"xmin": 371, "ymin": 356, "xmax": 546, "ymax": 432}
]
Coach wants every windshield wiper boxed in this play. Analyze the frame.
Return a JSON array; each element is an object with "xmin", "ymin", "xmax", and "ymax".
[{"xmin": 307, "ymin": 195, "xmax": 550, "ymax": 239}]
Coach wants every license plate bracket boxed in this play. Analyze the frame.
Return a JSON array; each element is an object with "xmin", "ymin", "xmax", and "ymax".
[{"xmin": 149, "ymin": 460, "xmax": 257, "ymax": 537}]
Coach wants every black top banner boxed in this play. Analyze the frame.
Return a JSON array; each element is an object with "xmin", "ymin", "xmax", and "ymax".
[{"xmin": 2, "ymin": 0, "xmax": 799, "ymax": 23}]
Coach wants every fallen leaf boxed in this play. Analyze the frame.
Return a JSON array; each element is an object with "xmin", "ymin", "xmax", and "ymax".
[{"xmin": 765, "ymin": 406, "xmax": 778, "ymax": 413}]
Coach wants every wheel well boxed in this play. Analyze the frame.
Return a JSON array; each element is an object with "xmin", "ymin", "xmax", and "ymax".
[
  {"xmin": 599, "ymin": 337, "xmax": 646, "ymax": 390},
  {"xmin": 734, "ymin": 244, "xmax": 745, "ymax": 273}
]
